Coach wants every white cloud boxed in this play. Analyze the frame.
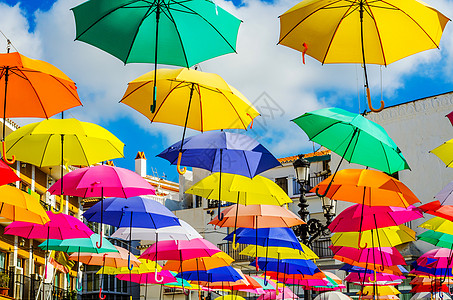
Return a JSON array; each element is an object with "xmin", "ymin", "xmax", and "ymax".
[{"xmin": 0, "ymin": 0, "xmax": 452, "ymax": 158}]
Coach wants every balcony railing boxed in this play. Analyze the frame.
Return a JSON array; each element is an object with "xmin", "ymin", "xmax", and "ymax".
[
  {"xmin": 311, "ymin": 238, "xmax": 333, "ymax": 259},
  {"xmin": 218, "ymin": 242, "xmax": 251, "ymax": 263},
  {"xmin": 293, "ymin": 173, "xmax": 330, "ymax": 195}
]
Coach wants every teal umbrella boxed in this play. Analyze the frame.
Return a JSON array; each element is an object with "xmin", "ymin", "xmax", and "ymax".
[
  {"xmin": 418, "ymin": 230, "xmax": 453, "ymax": 248},
  {"xmin": 292, "ymin": 107, "xmax": 409, "ymax": 195},
  {"xmin": 71, "ymin": 0, "xmax": 241, "ymax": 112}
]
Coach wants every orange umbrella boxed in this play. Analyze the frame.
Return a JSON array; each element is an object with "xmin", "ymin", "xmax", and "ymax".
[
  {"xmin": 209, "ymin": 204, "xmax": 305, "ymax": 228},
  {"xmin": 311, "ymin": 169, "xmax": 419, "ymax": 207},
  {"xmin": 0, "ymin": 50, "xmax": 82, "ymax": 163},
  {"xmin": 69, "ymin": 246, "xmax": 141, "ymax": 268},
  {"xmin": 163, "ymin": 252, "xmax": 234, "ymax": 272},
  {"xmin": 201, "ymin": 274, "xmax": 263, "ymax": 291}
]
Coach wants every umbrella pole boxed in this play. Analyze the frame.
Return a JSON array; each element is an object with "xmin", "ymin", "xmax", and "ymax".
[
  {"xmin": 232, "ymin": 194, "xmax": 240, "ymax": 250},
  {"xmin": 217, "ymin": 149, "xmax": 224, "ymax": 220},
  {"xmin": 99, "ymin": 254, "xmax": 106, "ymax": 300},
  {"xmin": 150, "ymin": 1, "xmax": 160, "ymax": 114},
  {"xmin": 154, "ymin": 233, "xmax": 163, "ymax": 282},
  {"xmin": 282, "ymin": 263, "xmax": 286, "ymax": 300},
  {"xmin": 197, "ymin": 258, "xmax": 201, "ymax": 300},
  {"xmin": 128, "ymin": 212, "xmax": 134, "ymax": 271},
  {"xmin": 373, "ymin": 215, "xmax": 385, "ymax": 272},
  {"xmin": 44, "ymin": 226, "xmax": 50, "ymax": 279},
  {"xmin": 76, "ymin": 250, "xmax": 82, "ymax": 291},
  {"xmin": 276, "ymin": 253, "xmax": 280, "ymax": 295},
  {"xmin": 96, "ymin": 188, "xmax": 104, "ymax": 248},
  {"xmin": 176, "ymin": 83, "xmax": 195, "ymax": 175},
  {"xmin": 255, "ymin": 216, "xmax": 259, "ymax": 273},
  {"xmin": 357, "ymin": 186, "xmax": 368, "ymax": 249},
  {"xmin": 51, "ymin": 135, "xmax": 65, "ymax": 214},
  {"xmin": 263, "ymin": 237, "xmax": 269, "ymax": 286},
  {"xmin": 1, "ymin": 41, "xmax": 15, "ymax": 165},
  {"xmin": 359, "ymin": 0, "xmax": 384, "ymax": 113},
  {"xmin": 316, "ymin": 128, "xmax": 359, "ymax": 197}
]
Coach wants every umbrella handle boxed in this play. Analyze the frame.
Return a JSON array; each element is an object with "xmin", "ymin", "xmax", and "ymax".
[
  {"xmin": 255, "ymin": 256, "xmax": 259, "ymax": 272},
  {"xmin": 154, "ymin": 269, "xmax": 164, "ymax": 283},
  {"xmin": 51, "ymin": 198, "xmax": 65, "ymax": 214},
  {"xmin": 1, "ymin": 141, "xmax": 14, "ymax": 164},
  {"xmin": 246, "ymin": 113, "xmax": 254, "ymax": 129},
  {"xmin": 366, "ymin": 88, "xmax": 384, "ymax": 113},
  {"xmin": 358, "ymin": 232, "xmax": 367, "ymax": 249},
  {"xmin": 217, "ymin": 202, "xmax": 224, "ymax": 221},
  {"xmin": 379, "ymin": 265, "xmax": 385, "ymax": 272},
  {"xmin": 232, "ymin": 234, "xmax": 239, "ymax": 250},
  {"xmin": 368, "ymin": 269, "xmax": 377, "ymax": 283},
  {"xmin": 128, "ymin": 254, "xmax": 134, "ymax": 271},
  {"xmin": 96, "ymin": 232, "xmax": 103, "ymax": 249},
  {"xmin": 176, "ymin": 152, "xmax": 186, "ymax": 175},
  {"xmin": 76, "ymin": 278, "xmax": 82, "ymax": 292},
  {"xmin": 183, "ymin": 289, "xmax": 190, "ymax": 296},
  {"xmin": 315, "ymin": 182, "xmax": 330, "ymax": 198},
  {"xmin": 98, "ymin": 287, "xmax": 106, "ymax": 300},
  {"xmin": 150, "ymin": 86, "xmax": 157, "ymax": 113}
]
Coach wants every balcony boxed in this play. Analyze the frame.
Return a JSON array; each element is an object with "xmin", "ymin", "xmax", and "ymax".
[
  {"xmin": 311, "ymin": 238, "xmax": 333, "ymax": 259},
  {"xmin": 217, "ymin": 242, "xmax": 251, "ymax": 263}
]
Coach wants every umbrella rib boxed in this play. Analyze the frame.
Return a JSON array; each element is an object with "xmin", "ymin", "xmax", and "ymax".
[
  {"xmin": 364, "ymin": 0, "xmax": 387, "ymax": 66},
  {"xmin": 241, "ymin": 150, "xmax": 253, "ymax": 177},
  {"xmin": 163, "ymin": 7, "xmax": 191, "ymax": 68},
  {"xmin": 379, "ymin": 141, "xmax": 392, "ymax": 174},
  {"xmin": 215, "ymin": 88, "xmax": 247, "ymax": 130},
  {"xmin": 123, "ymin": 6, "xmax": 154, "ymax": 64},
  {"xmin": 306, "ymin": 120, "xmax": 342, "ymax": 141},
  {"xmin": 278, "ymin": 0, "xmax": 343, "ymax": 44},
  {"xmin": 150, "ymin": 81, "xmax": 185, "ymax": 123},
  {"xmin": 346, "ymin": 128, "xmax": 360, "ymax": 162},
  {"xmin": 74, "ymin": 135, "xmax": 90, "ymax": 166},
  {"xmin": 168, "ymin": 0, "xmax": 238, "ymax": 54},
  {"xmin": 196, "ymin": 84, "xmax": 204, "ymax": 132},
  {"xmin": 14, "ymin": 68, "xmax": 50, "ymax": 119},
  {"xmin": 39, "ymin": 134, "xmax": 53, "ymax": 168}
]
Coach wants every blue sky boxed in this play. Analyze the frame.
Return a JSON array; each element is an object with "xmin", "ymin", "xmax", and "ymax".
[{"xmin": 1, "ymin": 0, "xmax": 453, "ymax": 182}]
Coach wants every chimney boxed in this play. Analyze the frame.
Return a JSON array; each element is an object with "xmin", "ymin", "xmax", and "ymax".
[{"xmin": 135, "ymin": 152, "xmax": 147, "ymax": 177}]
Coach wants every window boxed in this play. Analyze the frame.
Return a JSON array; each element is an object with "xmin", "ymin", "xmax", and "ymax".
[
  {"xmin": 196, "ymin": 196, "xmax": 202, "ymax": 208},
  {"xmin": 0, "ymin": 252, "xmax": 6, "ymax": 271},
  {"xmin": 275, "ymin": 177, "xmax": 288, "ymax": 194},
  {"xmin": 293, "ymin": 178, "xmax": 301, "ymax": 195}
]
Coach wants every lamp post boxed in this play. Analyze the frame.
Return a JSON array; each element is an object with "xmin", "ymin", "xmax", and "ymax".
[{"xmin": 293, "ymin": 155, "xmax": 310, "ymax": 244}]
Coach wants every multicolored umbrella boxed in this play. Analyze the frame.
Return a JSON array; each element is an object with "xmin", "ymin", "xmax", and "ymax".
[
  {"xmin": 224, "ymin": 227, "xmax": 302, "ymax": 250},
  {"xmin": 68, "ymin": 245, "xmax": 141, "ymax": 268},
  {"xmin": 163, "ymin": 252, "xmax": 233, "ymax": 272},
  {"xmin": 329, "ymin": 246, "xmax": 406, "ymax": 268},
  {"xmin": 358, "ymin": 285, "xmax": 400, "ymax": 296},
  {"xmin": 177, "ymin": 265, "xmax": 244, "ymax": 282},
  {"xmin": 251, "ymin": 257, "xmax": 320, "ymax": 275},
  {"xmin": 313, "ymin": 291, "xmax": 352, "ymax": 300}
]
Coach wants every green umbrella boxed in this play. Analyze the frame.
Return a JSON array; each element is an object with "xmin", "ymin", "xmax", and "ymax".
[
  {"xmin": 418, "ymin": 230, "xmax": 453, "ymax": 249},
  {"xmin": 71, "ymin": 0, "xmax": 241, "ymax": 112},
  {"xmin": 292, "ymin": 107, "xmax": 409, "ymax": 195}
]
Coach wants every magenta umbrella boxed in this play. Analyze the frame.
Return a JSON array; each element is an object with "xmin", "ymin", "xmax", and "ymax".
[
  {"xmin": 257, "ymin": 287, "xmax": 297, "ymax": 300},
  {"xmin": 328, "ymin": 204, "xmax": 422, "ymax": 232},
  {"xmin": 330, "ymin": 246, "xmax": 406, "ymax": 267},
  {"xmin": 116, "ymin": 270, "xmax": 176, "ymax": 284},
  {"xmin": 416, "ymin": 248, "xmax": 453, "ymax": 268}
]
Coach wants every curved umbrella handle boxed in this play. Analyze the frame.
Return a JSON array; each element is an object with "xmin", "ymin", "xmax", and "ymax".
[
  {"xmin": 217, "ymin": 202, "xmax": 224, "ymax": 221},
  {"xmin": 379, "ymin": 265, "xmax": 385, "ymax": 272},
  {"xmin": 51, "ymin": 198, "xmax": 65, "ymax": 214},
  {"xmin": 362, "ymin": 291, "xmax": 369, "ymax": 296},
  {"xmin": 2, "ymin": 141, "xmax": 14, "ymax": 165},
  {"xmin": 315, "ymin": 179, "xmax": 332, "ymax": 198},
  {"xmin": 183, "ymin": 289, "xmax": 190, "ymax": 296},
  {"xmin": 368, "ymin": 269, "xmax": 377, "ymax": 283},
  {"xmin": 154, "ymin": 269, "xmax": 164, "ymax": 283},
  {"xmin": 246, "ymin": 113, "xmax": 254, "ymax": 129},
  {"xmin": 127, "ymin": 254, "xmax": 134, "ymax": 271},
  {"xmin": 263, "ymin": 269, "xmax": 268, "ymax": 286},
  {"xmin": 96, "ymin": 232, "xmax": 103, "ymax": 249},
  {"xmin": 366, "ymin": 88, "xmax": 384, "ymax": 113},
  {"xmin": 232, "ymin": 233, "xmax": 239, "ymax": 250},
  {"xmin": 176, "ymin": 152, "xmax": 186, "ymax": 175},
  {"xmin": 150, "ymin": 86, "xmax": 157, "ymax": 113},
  {"xmin": 76, "ymin": 278, "xmax": 83, "ymax": 292},
  {"xmin": 358, "ymin": 232, "xmax": 368, "ymax": 249},
  {"xmin": 99, "ymin": 287, "xmax": 106, "ymax": 300}
]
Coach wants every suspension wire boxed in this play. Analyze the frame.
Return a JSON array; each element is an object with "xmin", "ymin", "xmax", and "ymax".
[
  {"xmin": 356, "ymin": 65, "xmax": 361, "ymax": 113},
  {"xmin": 0, "ymin": 30, "xmax": 19, "ymax": 53}
]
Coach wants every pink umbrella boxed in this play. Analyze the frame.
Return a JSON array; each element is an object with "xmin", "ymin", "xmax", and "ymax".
[
  {"xmin": 48, "ymin": 164, "xmax": 156, "ymax": 198},
  {"xmin": 116, "ymin": 270, "xmax": 177, "ymax": 284},
  {"xmin": 344, "ymin": 272, "xmax": 405, "ymax": 283},
  {"xmin": 257, "ymin": 287, "xmax": 297, "ymax": 300},
  {"xmin": 4, "ymin": 211, "xmax": 94, "ymax": 239},
  {"xmin": 328, "ymin": 205, "xmax": 422, "ymax": 232},
  {"xmin": 330, "ymin": 246, "xmax": 406, "ymax": 267},
  {"xmin": 140, "ymin": 238, "xmax": 221, "ymax": 261},
  {"xmin": 416, "ymin": 248, "xmax": 453, "ymax": 268}
]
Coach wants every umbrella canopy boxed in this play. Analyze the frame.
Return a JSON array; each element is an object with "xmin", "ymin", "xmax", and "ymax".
[
  {"xmin": 292, "ymin": 108, "xmax": 409, "ymax": 174},
  {"xmin": 257, "ymin": 287, "xmax": 297, "ymax": 300},
  {"xmin": 68, "ymin": 245, "xmax": 141, "ymax": 268},
  {"xmin": 340, "ymin": 264, "xmax": 407, "ymax": 276},
  {"xmin": 39, "ymin": 234, "xmax": 118, "ymax": 253},
  {"xmin": 330, "ymin": 246, "xmax": 406, "ymax": 267},
  {"xmin": 358, "ymin": 286, "xmax": 400, "ymax": 296},
  {"xmin": 98, "ymin": 258, "xmax": 161, "ymax": 275},
  {"xmin": 331, "ymin": 225, "xmax": 415, "ymax": 248},
  {"xmin": 209, "ymin": 204, "xmax": 304, "ymax": 228},
  {"xmin": 419, "ymin": 216, "xmax": 453, "ymax": 234},
  {"xmin": 5, "ymin": 118, "xmax": 124, "ymax": 167},
  {"xmin": 187, "ymin": 174, "xmax": 292, "ymax": 206},
  {"xmin": 415, "ymin": 248, "xmax": 453, "ymax": 268},
  {"xmin": 329, "ymin": 204, "xmax": 422, "ymax": 232},
  {"xmin": 431, "ymin": 139, "xmax": 453, "ymax": 168},
  {"xmin": 251, "ymin": 257, "xmax": 320, "ymax": 275},
  {"xmin": 121, "ymin": 68, "xmax": 258, "ymax": 130},
  {"xmin": 362, "ymin": 296, "xmax": 400, "ymax": 300},
  {"xmin": 314, "ymin": 291, "xmax": 352, "ymax": 300},
  {"xmin": 163, "ymin": 252, "xmax": 233, "ymax": 272},
  {"xmin": 202, "ymin": 274, "xmax": 264, "ymax": 292},
  {"xmin": 111, "ymin": 219, "xmax": 201, "ymax": 241},
  {"xmin": 0, "ymin": 159, "xmax": 20, "ymax": 185},
  {"xmin": 72, "ymin": 0, "xmax": 241, "ymax": 66},
  {"xmin": 5, "ymin": 211, "xmax": 93, "ymax": 239},
  {"xmin": 140, "ymin": 238, "xmax": 221, "ymax": 261},
  {"xmin": 418, "ymin": 201, "xmax": 453, "ymax": 222},
  {"xmin": 215, "ymin": 296, "xmax": 246, "ymax": 300},
  {"xmin": 116, "ymin": 271, "xmax": 177, "ymax": 285},
  {"xmin": 48, "ymin": 165, "xmax": 155, "ymax": 198},
  {"xmin": 411, "ymin": 285, "xmax": 449, "ymax": 293},
  {"xmin": 240, "ymin": 245, "xmax": 318, "ymax": 260},
  {"xmin": 410, "ymin": 277, "xmax": 453, "ymax": 285},
  {"xmin": 0, "ymin": 50, "xmax": 80, "ymax": 117},
  {"xmin": 312, "ymin": 169, "xmax": 419, "ymax": 207},
  {"xmin": 158, "ymin": 131, "xmax": 280, "ymax": 178},
  {"xmin": 83, "ymin": 196, "xmax": 180, "ymax": 229},
  {"xmin": 418, "ymin": 230, "xmax": 453, "ymax": 248},
  {"xmin": 224, "ymin": 227, "xmax": 302, "ymax": 250},
  {"xmin": 411, "ymin": 292, "xmax": 451, "ymax": 300},
  {"xmin": 344, "ymin": 272, "xmax": 405, "ymax": 283},
  {"xmin": 435, "ymin": 181, "xmax": 453, "ymax": 205},
  {"xmin": 177, "ymin": 266, "xmax": 243, "ymax": 282},
  {"xmin": 0, "ymin": 185, "xmax": 50, "ymax": 224}
]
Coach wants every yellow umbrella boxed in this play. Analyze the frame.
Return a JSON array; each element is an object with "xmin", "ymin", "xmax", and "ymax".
[
  {"xmin": 120, "ymin": 68, "xmax": 259, "ymax": 174},
  {"xmin": 278, "ymin": 0, "xmax": 449, "ymax": 112},
  {"xmin": 331, "ymin": 225, "xmax": 415, "ymax": 248},
  {"xmin": 358, "ymin": 285, "xmax": 400, "ymax": 296},
  {"xmin": 0, "ymin": 185, "xmax": 50, "ymax": 224},
  {"xmin": 419, "ymin": 216, "xmax": 453, "ymax": 234},
  {"xmin": 5, "ymin": 118, "xmax": 124, "ymax": 213},
  {"xmin": 97, "ymin": 259, "xmax": 161, "ymax": 275},
  {"xmin": 186, "ymin": 173, "xmax": 292, "ymax": 206},
  {"xmin": 216, "ymin": 296, "xmax": 246, "ymax": 300},
  {"xmin": 430, "ymin": 139, "xmax": 453, "ymax": 168},
  {"xmin": 240, "ymin": 244, "xmax": 318, "ymax": 260}
]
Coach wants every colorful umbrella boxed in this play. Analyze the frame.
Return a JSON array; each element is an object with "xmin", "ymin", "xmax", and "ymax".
[
  {"xmin": 48, "ymin": 164, "xmax": 156, "ymax": 198},
  {"xmin": 430, "ymin": 139, "xmax": 453, "ymax": 168},
  {"xmin": 163, "ymin": 252, "xmax": 233, "ymax": 272},
  {"xmin": 0, "ymin": 159, "xmax": 19, "ymax": 185},
  {"xmin": 328, "ymin": 204, "xmax": 422, "ymax": 232},
  {"xmin": 418, "ymin": 230, "xmax": 453, "ymax": 248},
  {"xmin": 358, "ymin": 285, "xmax": 400, "ymax": 296},
  {"xmin": 344, "ymin": 272, "xmax": 405, "ymax": 283},
  {"xmin": 279, "ymin": 1, "xmax": 448, "ymax": 112},
  {"xmin": 177, "ymin": 266, "xmax": 243, "ymax": 282},
  {"xmin": 418, "ymin": 201, "xmax": 453, "ymax": 222},
  {"xmin": 0, "ymin": 50, "xmax": 82, "ymax": 162},
  {"xmin": 111, "ymin": 219, "xmax": 202, "ymax": 241},
  {"xmin": 435, "ymin": 181, "xmax": 453, "ymax": 205},
  {"xmin": 330, "ymin": 246, "xmax": 406, "ymax": 267},
  {"xmin": 240, "ymin": 245, "xmax": 318, "ymax": 260},
  {"xmin": 419, "ymin": 216, "xmax": 453, "ymax": 234},
  {"xmin": 411, "ymin": 292, "xmax": 451, "ymax": 300},
  {"xmin": 224, "ymin": 227, "xmax": 302, "ymax": 250},
  {"xmin": 257, "ymin": 287, "xmax": 297, "ymax": 300},
  {"xmin": 140, "ymin": 238, "xmax": 221, "ymax": 261},
  {"xmin": 38, "ymin": 234, "xmax": 117, "ymax": 253},
  {"xmin": 251, "ymin": 257, "xmax": 320, "ymax": 275},
  {"xmin": 292, "ymin": 108, "xmax": 409, "ymax": 178},
  {"xmin": 68, "ymin": 245, "xmax": 141, "ymax": 268},
  {"xmin": 313, "ymin": 291, "xmax": 352, "ymax": 300}
]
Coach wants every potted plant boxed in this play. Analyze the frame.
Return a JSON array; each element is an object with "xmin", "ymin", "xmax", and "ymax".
[{"xmin": 0, "ymin": 272, "xmax": 10, "ymax": 295}]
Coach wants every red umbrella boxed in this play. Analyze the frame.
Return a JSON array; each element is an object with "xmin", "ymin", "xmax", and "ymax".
[{"xmin": 0, "ymin": 159, "xmax": 19, "ymax": 185}]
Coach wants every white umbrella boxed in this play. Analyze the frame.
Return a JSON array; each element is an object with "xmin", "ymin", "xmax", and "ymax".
[
  {"xmin": 314, "ymin": 292, "xmax": 353, "ymax": 300},
  {"xmin": 111, "ymin": 220, "xmax": 202, "ymax": 241},
  {"xmin": 411, "ymin": 293, "xmax": 451, "ymax": 300}
]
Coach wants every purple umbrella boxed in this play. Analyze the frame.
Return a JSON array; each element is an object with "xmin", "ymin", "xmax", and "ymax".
[{"xmin": 158, "ymin": 131, "xmax": 280, "ymax": 219}]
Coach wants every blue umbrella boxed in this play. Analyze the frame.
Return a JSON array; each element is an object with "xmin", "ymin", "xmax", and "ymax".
[
  {"xmin": 84, "ymin": 196, "xmax": 180, "ymax": 271},
  {"xmin": 224, "ymin": 227, "xmax": 302, "ymax": 250},
  {"xmin": 340, "ymin": 263, "xmax": 408, "ymax": 274},
  {"xmin": 158, "ymin": 131, "xmax": 281, "ymax": 219},
  {"xmin": 176, "ymin": 266, "xmax": 243, "ymax": 282},
  {"xmin": 250, "ymin": 258, "xmax": 320, "ymax": 275}
]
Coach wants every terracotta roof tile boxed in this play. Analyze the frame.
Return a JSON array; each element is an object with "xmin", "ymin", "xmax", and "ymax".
[{"xmin": 278, "ymin": 149, "xmax": 331, "ymax": 164}]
